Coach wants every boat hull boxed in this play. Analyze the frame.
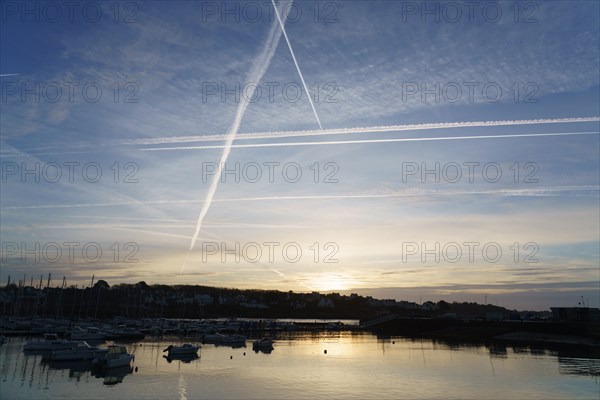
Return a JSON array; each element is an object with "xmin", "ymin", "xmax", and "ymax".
[{"xmin": 104, "ymin": 355, "xmax": 134, "ymax": 368}]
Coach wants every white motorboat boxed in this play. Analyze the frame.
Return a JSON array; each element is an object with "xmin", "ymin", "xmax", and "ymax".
[
  {"xmin": 49, "ymin": 341, "xmax": 109, "ymax": 361},
  {"xmin": 23, "ymin": 333, "xmax": 78, "ymax": 351},
  {"xmin": 163, "ymin": 343, "xmax": 200, "ymax": 356},
  {"xmin": 93, "ymin": 345, "xmax": 134, "ymax": 369},
  {"xmin": 252, "ymin": 338, "xmax": 274, "ymax": 348}
]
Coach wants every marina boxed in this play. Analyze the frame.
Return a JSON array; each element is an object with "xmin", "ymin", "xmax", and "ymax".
[
  {"xmin": 1, "ymin": 0, "xmax": 598, "ymax": 398},
  {"xmin": 1, "ymin": 331, "xmax": 598, "ymax": 399}
]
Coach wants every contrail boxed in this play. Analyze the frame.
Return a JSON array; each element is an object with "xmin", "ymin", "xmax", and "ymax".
[
  {"xmin": 129, "ymin": 116, "xmax": 600, "ymax": 145},
  {"xmin": 271, "ymin": 0, "xmax": 323, "ymax": 130},
  {"xmin": 1, "ymin": 143, "xmax": 171, "ymax": 219},
  {"xmin": 4, "ymin": 185, "xmax": 597, "ymax": 210},
  {"xmin": 0, "ymin": 74, "xmax": 19, "ymax": 77},
  {"xmin": 183, "ymin": 1, "xmax": 291, "ymax": 272},
  {"xmin": 270, "ymin": 268, "xmax": 314, "ymax": 291},
  {"xmin": 143, "ymin": 130, "xmax": 600, "ymax": 152},
  {"xmin": 4, "ymin": 117, "xmax": 598, "ymax": 155}
]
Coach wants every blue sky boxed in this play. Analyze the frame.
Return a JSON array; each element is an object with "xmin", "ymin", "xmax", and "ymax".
[{"xmin": 1, "ymin": 0, "xmax": 599, "ymax": 310}]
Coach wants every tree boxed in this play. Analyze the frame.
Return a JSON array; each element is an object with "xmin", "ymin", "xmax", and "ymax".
[
  {"xmin": 136, "ymin": 281, "xmax": 149, "ymax": 289},
  {"xmin": 437, "ymin": 300, "xmax": 450, "ymax": 312},
  {"xmin": 93, "ymin": 280, "xmax": 110, "ymax": 289}
]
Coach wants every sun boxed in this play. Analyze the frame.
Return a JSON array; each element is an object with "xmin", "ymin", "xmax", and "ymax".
[{"xmin": 311, "ymin": 274, "xmax": 352, "ymax": 292}]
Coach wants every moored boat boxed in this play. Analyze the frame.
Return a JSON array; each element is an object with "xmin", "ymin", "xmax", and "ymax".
[
  {"xmin": 163, "ymin": 343, "xmax": 200, "ymax": 356},
  {"xmin": 104, "ymin": 326, "xmax": 145, "ymax": 340},
  {"xmin": 203, "ymin": 333, "xmax": 246, "ymax": 346},
  {"xmin": 93, "ymin": 345, "xmax": 134, "ymax": 369},
  {"xmin": 70, "ymin": 326, "xmax": 106, "ymax": 342},
  {"xmin": 23, "ymin": 333, "xmax": 78, "ymax": 351},
  {"xmin": 49, "ymin": 341, "xmax": 109, "ymax": 361}
]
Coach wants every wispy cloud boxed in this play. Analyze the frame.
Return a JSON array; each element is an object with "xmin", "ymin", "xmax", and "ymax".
[
  {"xmin": 0, "ymin": 143, "xmax": 171, "ymax": 220},
  {"xmin": 3, "ymin": 185, "xmax": 597, "ymax": 210},
  {"xmin": 2, "ymin": 1, "xmax": 598, "ymax": 308}
]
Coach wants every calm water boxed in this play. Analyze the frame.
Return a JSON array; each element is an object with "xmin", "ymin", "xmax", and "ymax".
[{"xmin": 1, "ymin": 333, "xmax": 598, "ymax": 399}]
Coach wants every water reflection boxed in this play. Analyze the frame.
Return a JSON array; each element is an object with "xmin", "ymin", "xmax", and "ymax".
[
  {"xmin": 558, "ymin": 357, "xmax": 600, "ymax": 377},
  {"xmin": 1, "ymin": 334, "xmax": 598, "ymax": 399},
  {"xmin": 44, "ymin": 359, "xmax": 93, "ymax": 377},
  {"xmin": 41, "ymin": 358, "xmax": 134, "ymax": 385},
  {"xmin": 488, "ymin": 344, "xmax": 508, "ymax": 358},
  {"xmin": 163, "ymin": 354, "xmax": 200, "ymax": 364},
  {"xmin": 253, "ymin": 347, "xmax": 273, "ymax": 354},
  {"xmin": 92, "ymin": 365, "xmax": 133, "ymax": 385},
  {"xmin": 213, "ymin": 342, "xmax": 246, "ymax": 349}
]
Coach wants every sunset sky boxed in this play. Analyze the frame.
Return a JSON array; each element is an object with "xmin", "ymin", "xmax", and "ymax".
[{"xmin": 1, "ymin": 1, "xmax": 598, "ymax": 310}]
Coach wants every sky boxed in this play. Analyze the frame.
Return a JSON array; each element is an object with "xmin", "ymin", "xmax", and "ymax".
[{"xmin": 0, "ymin": 0, "xmax": 599, "ymax": 311}]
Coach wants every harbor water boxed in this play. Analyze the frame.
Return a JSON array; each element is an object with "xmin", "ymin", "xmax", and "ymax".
[{"xmin": 1, "ymin": 332, "xmax": 598, "ymax": 399}]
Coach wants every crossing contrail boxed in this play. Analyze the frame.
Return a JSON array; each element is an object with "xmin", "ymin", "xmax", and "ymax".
[
  {"xmin": 143, "ymin": 130, "xmax": 600, "ymax": 152},
  {"xmin": 4, "ymin": 117, "xmax": 597, "ymax": 156},
  {"xmin": 183, "ymin": 1, "xmax": 291, "ymax": 272},
  {"xmin": 126, "ymin": 116, "xmax": 599, "ymax": 146},
  {"xmin": 271, "ymin": 0, "xmax": 323, "ymax": 130}
]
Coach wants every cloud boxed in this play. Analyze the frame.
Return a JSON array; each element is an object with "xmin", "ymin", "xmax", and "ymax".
[
  {"xmin": 1, "ymin": 1, "xmax": 598, "ymax": 310},
  {"xmin": 3, "ymin": 185, "xmax": 598, "ymax": 210}
]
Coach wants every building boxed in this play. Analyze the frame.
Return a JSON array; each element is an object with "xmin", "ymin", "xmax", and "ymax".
[{"xmin": 550, "ymin": 307, "xmax": 600, "ymax": 322}]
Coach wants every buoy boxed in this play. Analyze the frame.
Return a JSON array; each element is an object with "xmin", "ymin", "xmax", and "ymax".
[{"xmin": 324, "ymin": 350, "xmax": 327, "ymax": 354}]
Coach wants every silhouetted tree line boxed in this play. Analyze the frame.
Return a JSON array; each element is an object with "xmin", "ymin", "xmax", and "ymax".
[{"xmin": 0, "ymin": 280, "xmax": 513, "ymax": 320}]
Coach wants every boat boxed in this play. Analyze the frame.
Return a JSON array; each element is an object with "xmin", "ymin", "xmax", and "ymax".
[
  {"xmin": 49, "ymin": 341, "xmax": 109, "ymax": 361},
  {"xmin": 202, "ymin": 333, "xmax": 223, "ymax": 343},
  {"xmin": 70, "ymin": 326, "xmax": 106, "ymax": 342},
  {"xmin": 104, "ymin": 326, "xmax": 145, "ymax": 340},
  {"xmin": 252, "ymin": 338, "xmax": 274, "ymax": 349},
  {"xmin": 203, "ymin": 333, "xmax": 246, "ymax": 346},
  {"xmin": 23, "ymin": 333, "xmax": 78, "ymax": 351},
  {"xmin": 93, "ymin": 345, "xmax": 134, "ymax": 369},
  {"xmin": 163, "ymin": 343, "xmax": 200, "ymax": 356}
]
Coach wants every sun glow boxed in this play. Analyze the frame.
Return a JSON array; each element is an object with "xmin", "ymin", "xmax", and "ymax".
[{"xmin": 311, "ymin": 274, "xmax": 353, "ymax": 292}]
